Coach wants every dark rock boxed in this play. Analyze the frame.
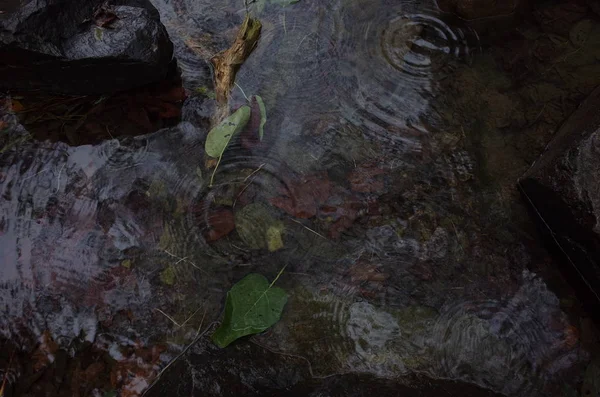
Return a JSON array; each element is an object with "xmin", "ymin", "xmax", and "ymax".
[
  {"xmin": 0, "ymin": 0, "xmax": 173, "ymax": 94},
  {"xmin": 143, "ymin": 328, "xmax": 504, "ymax": 397},
  {"xmin": 436, "ymin": 0, "xmax": 524, "ymax": 20},
  {"xmin": 436, "ymin": 0, "xmax": 534, "ymax": 43},
  {"xmin": 519, "ymin": 86, "xmax": 600, "ymax": 319}
]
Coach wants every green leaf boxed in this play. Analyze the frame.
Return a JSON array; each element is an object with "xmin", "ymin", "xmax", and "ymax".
[
  {"xmin": 253, "ymin": 95, "xmax": 267, "ymax": 141},
  {"xmin": 205, "ymin": 105, "xmax": 251, "ymax": 158},
  {"xmin": 212, "ymin": 271, "xmax": 287, "ymax": 347}
]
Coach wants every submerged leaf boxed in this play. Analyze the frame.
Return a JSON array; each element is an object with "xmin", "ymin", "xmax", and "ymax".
[
  {"xmin": 160, "ymin": 266, "xmax": 176, "ymax": 286},
  {"xmin": 253, "ymin": 95, "xmax": 267, "ymax": 140},
  {"xmin": 212, "ymin": 272, "xmax": 287, "ymax": 347},
  {"xmin": 205, "ymin": 105, "xmax": 251, "ymax": 158},
  {"xmin": 266, "ymin": 224, "xmax": 285, "ymax": 251}
]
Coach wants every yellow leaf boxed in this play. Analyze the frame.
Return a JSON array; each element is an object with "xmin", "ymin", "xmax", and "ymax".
[{"xmin": 266, "ymin": 224, "xmax": 284, "ymax": 252}]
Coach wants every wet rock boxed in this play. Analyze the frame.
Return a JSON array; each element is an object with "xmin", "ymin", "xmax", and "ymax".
[
  {"xmin": 143, "ymin": 325, "xmax": 505, "ymax": 397},
  {"xmin": 519, "ymin": 86, "xmax": 600, "ymax": 318},
  {"xmin": 0, "ymin": 0, "xmax": 173, "ymax": 94}
]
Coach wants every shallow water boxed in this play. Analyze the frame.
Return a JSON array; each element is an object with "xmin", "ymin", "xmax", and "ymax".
[{"xmin": 1, "ymin": 0, "xmax": 600, "ymax": 395}]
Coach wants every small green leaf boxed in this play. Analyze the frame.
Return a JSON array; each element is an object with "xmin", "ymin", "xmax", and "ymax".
[
  {"xmin": 253, "ymin": 95, "xmax": 267, "ymax": 141},
  {"xmin": 205, "ymin": 106, "xmax": 251, "ymax": 158},
  {"xmin": 212, "ymin": 272, "xmax": 287, "ymax": 347}
]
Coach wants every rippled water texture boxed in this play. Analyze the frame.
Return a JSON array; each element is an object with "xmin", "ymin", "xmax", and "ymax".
[{"xmin": 1, "ymin": 0, "xmax": 597, "ymax": 395}]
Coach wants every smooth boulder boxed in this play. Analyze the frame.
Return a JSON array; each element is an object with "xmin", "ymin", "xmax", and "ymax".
[{"xmin": 0, "ymin": 0, "xmax": 174, "ymax": 94}]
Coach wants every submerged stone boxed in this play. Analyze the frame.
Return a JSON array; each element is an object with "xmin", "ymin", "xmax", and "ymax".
[{"xmin": 519, "ymin": 86, "xmax": 600, "ymax": 318}]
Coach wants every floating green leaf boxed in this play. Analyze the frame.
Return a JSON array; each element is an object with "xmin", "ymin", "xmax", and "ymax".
[
  {"xmin": 205, "ymin": 105, "xmax": 251, "ymax": 158},
  {"xmin": 212, "ymin": 270, "xmax": 287, "ymax": 347},
  {"xmin": 253, "ymin": 95, "xmax": 267, "ymax": 141}
]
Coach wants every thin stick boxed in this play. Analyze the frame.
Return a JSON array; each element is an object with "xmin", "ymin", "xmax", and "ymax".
[
  {"xmin": 155, "ymin": 308, "xmax": 181, "ymax": 327},
  {"xmin": 269, "ymin": 264, "xmax": 287, "ymax": 289},
  {"xmin": 195, "ymin": 309, "xmax": 207, "ymax": 338},
  {"xmin": 243, "ymin": 163, "xmax": 266, "ymax": 182},
  {"xmin": 451, "ymin": 221, "xmax": 464, "ymax": 254},
  {"xmin": 142, "ymin": 319, "xmax": 217, "ymax": 397},
  {"xmin": 233, "ymin": 163, "xmax": 266, "ymax": 208},
  {"xmin": 163, "ymin": 250, "xmax": 207, "ymax": 274},
  {"xmin": 22, "ymin": 167, "xmax": 51, "ymax": 181},
  {"xmin": 289, "ymin": 218, "xmax": 326, "ymax": 239},
  {"xmin": 235, "ymin": 82, "xmax": 249, "ymax": 102},
  {"xmin": 179, "ymin": 307, "xmax": 202, "ymax": 328},
  {"xmin": 55, "ymin": 163, "xmax": 66, "ymax": 192}
]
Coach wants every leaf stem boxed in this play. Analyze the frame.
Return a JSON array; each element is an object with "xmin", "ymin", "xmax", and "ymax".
[
  {"xmin": 210, "ymin": 153, "xmax": 223, "ymax": 187},
  {"xmin": 269, "ymin": 264, "xmax": 287, "ymax": 289}
]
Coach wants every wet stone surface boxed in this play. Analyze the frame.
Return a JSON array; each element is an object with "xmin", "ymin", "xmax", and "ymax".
[
  {"xmin": 1, "ymin": 0, "xmax": 600, "ymax": 396},
  {"xmin": 0, "ymin": 0, "xmax": 174, "ymax": 94}
]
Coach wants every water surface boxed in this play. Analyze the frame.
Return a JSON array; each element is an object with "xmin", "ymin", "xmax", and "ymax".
[{"xmin": 1, "ymin": 0, "xmax": 599, "ymax": 395}]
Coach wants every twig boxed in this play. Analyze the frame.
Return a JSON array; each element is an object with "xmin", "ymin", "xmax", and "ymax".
[
  {"xmin": 179, "ymin": 307, "xmax": 203, "ymax": 329},
  {"xmin": 22, "ymin": 167, "xmax": 51, "ymax": 181},
  {"xmin": 142, "ymin": 318, "xmax": 217, "ymax": 397},
  {"xmin": 163, "ymin": 249, "xmax": 207, "ymax": 274},
  {"xmin": 55, "ymin": 163, "xmax": 66, "ymax": 192},
  {"xmin": 233, "ymin": 163, "xmax": 266, "ymax": 207},
  {"xmin": 289, "ymin": 218, "xmax": 326, "ymax": 239},
  {"xmin": 105, "ymin": 125, "xmax": 115, "ymax": 140},
  {"xmin": 529, "ymin": 103, "xmax": 547, "ymax": 126},
  {"xmin": 235, "ymin": 82, "xmax": 250, "ymax": 102},
  {"xmin": 269, "ymin": 264, "xmax": 287, "ymax": 289},
  {"xmin": 451, "ymin": 221, "xmax": 464, "ymax": 254},
  {"xmin": 155, "ymin": 308, "xmax": 181, "ymax": 327},
  {"xmin": 195, "ymin": 309, "xmax": 207, "ymax": 338},
  {"xmin": 244, "ymin": 163, "xmax": 266, "ymax": 183}
]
